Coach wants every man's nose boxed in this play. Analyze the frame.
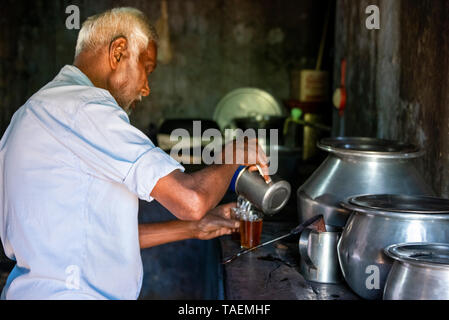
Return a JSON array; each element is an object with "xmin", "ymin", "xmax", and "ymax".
[{"xmin": 141, "ymin": 80, "xmax": 150, "ymax": 97}]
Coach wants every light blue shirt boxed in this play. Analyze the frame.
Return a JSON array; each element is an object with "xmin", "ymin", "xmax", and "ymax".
[{"xmin": 0, "ymin": 65, "xmax": 184, "ymax": 299}]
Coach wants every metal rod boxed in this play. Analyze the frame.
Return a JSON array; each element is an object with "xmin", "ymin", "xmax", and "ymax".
[{"xmin": 222, "ymin": 214, "xmax": 323, "ymax": 264}]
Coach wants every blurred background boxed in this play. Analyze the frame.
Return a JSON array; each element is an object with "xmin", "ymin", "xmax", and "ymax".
[{"xmin": 0, "ymin": 0, "xmax": 334, "ymax": 135}]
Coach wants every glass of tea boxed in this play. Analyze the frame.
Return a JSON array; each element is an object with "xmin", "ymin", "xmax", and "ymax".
[
  {"xmin": 231, "ymin": 207, "xmax": 241, "ymax": 242},
  {"xmin": 239, "ymin": 210, "xmax": 263, "ymax": 249}
]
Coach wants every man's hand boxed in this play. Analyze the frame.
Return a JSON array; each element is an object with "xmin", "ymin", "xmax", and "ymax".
[
  {"xmin": 220, "ymin": 138, "xmax": 270, "ymax": 182},
  {"xmin": 192, "ymin": 202, "xmax": 240, "ymax": 240},
  {"xmin": 138, "ymin": 202, "xmax": 240, "ymax": 248}
]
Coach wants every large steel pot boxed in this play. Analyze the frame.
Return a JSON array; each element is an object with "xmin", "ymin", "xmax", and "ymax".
[
  {"xmin": 338, "ymin": 195, "xmax": 449, "ymax": 300},
  {"xmin": 383, "ymin": 243, "xmax": 449, "ymax": 300},
  {"xmin": 297, "ymin": 137, "xmax": 434, "ymax": 230}
]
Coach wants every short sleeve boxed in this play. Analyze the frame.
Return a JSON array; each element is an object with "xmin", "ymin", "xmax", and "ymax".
[{"xmin": 69, "ymin": 100, "xmax": 184, "ymax": 201}]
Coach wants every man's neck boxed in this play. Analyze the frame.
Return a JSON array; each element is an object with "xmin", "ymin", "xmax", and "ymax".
[{"xmin": 73, "ymin": 50, "xmax": 109, "ymax": 90}]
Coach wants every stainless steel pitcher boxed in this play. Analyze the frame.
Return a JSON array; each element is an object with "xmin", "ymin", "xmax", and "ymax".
[
  {"xmin": 299, "ymin": 227, "xmax": 343, "ymax": 284},
  {"xmin": 234, "ymin": 166, "xmax": 291, "ymax": 216}
]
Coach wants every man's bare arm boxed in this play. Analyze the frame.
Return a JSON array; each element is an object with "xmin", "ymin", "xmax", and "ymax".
[
  {"xmin": 138, "ymin": 203, "xmax": 239, "ymax": 248},
  {"xmin": 138, "ymin": 220, "xmax": 200, "ymax": 248},
  {"xmin": 150, "ymin": 139, "xmax": 269, "ymax": 221},
  {"xmin": 150, "ymin": 164, "xmax": 239, "ymax": 221}
]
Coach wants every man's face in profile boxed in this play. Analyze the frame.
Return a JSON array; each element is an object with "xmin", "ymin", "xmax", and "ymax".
[{"xmin": 108, "ymin": 41, "xmax": 157, "ymax": 115}]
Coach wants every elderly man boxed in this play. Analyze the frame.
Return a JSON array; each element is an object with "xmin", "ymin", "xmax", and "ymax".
[{"xmin": 0, "ymin": 7, "xmax": 268, "ymax": 299}]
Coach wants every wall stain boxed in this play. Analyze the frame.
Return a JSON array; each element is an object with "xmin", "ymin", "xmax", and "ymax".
[{"xmin": 335, "ymin": 0, "xmax": 449, "ymax": 196}]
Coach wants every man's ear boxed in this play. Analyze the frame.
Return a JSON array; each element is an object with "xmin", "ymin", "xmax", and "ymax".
[{"xmin": 109, "ymin": 37, "xmax": 128, "ymax": 70}]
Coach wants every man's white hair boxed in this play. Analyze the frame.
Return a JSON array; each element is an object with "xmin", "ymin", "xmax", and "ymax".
[{"xmin": 74, "ymin": 7, "xmax": 158, "ymax": 59}]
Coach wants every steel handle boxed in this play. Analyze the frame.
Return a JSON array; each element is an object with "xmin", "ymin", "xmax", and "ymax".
[{"xmin": 299, "ymin": 228, "xmax": 316, "ymax": 269}]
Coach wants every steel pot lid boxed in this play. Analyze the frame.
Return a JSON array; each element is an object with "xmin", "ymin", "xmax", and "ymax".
[
  {"xmin": 348, "ymin": 194, "xmax": 449, "ymax": 214},
  {"xmin": 385, "ymin": 243, "xmax": 449, "ymax": 268},
  {"xmin": 317, "ymin": 137, "xmax": 424, "ymax": 159},
  {"xmin": 341, "ymin": 194, "xmax": 449, "ymax": 220}
]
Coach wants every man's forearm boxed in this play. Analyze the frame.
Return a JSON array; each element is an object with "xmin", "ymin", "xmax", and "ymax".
[
  {"xmin": 189, "ymin": 163, "xmax": 240, "ymax": 213},
  {"xmin": 151, "ymin": 138, "xmax": 267, "ymax": 221},
  {"xmin": 150, "ymin": 163, "xmax": 240, "ymax": 221},
  {"xmin": 139, "ymin": 203, "xmax": 239, "ymax": 249},
  {"xmin": 138, "ymin": 221, "xmax": 196, "ymax": 249}
]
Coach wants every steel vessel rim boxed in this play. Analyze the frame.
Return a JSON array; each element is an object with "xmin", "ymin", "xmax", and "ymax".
[
  {"xmin": 385, "ymin": 243, "xmax": 449, "ymax": 269},
  {"xmin": 318, "ymin": 137, "xmax": 424, "ymax": 159},
  {"xmin": 341, "ymin": 195, "xmax": 449, "ymax": 218}
]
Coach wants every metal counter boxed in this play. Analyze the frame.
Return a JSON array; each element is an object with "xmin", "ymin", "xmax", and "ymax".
[{"xmin": 219, "ymin": 221, "xmax": 359, "ymax": 300}]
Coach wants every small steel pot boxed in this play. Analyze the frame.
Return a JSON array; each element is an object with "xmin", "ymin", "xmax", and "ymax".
[
  {"xmin": 299, "ymin": 228, "xmax": 343, "ymax": 284},
  {"xmin": 337, "ymin": 194, "xmax": 449, "ymax": 300},
  {"xmin": 383, "ymin": 243, "xmax": 449, "ymax": 300}
]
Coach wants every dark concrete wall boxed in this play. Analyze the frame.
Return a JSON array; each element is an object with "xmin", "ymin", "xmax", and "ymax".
[
  {"xmin": 333, "ymin": 0, "xmax": 449, "ymax": 197},
  {"xmin": 0, "ymin": 0, "xmax": 332, "ymax": 135},
  {"xmin": 0, "ymin": 0, "xmax": 333, "ymax": 299}
]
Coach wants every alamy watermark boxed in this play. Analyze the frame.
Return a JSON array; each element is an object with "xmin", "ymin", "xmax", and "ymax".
[
  {"xmin": 365, "ymin": 265, "xmax": 380, "ymax": 290},
  {"xmin": 65, "ymin": 4, "xmax": 380, "ymax": 31},
  {"xmin": 65, "ymin": 264, "xmax": 80, "ymax": 290},
  {"xmin": 167, "ymin": 121, "xmax": 280, "ymax": 175},
  {"xmin": 65, "ymin": 5, "xmax": 80, "ymax": 30},
  {"xmin": 366, "ymin": 5, "xmax": 380, "ymax": 30}
]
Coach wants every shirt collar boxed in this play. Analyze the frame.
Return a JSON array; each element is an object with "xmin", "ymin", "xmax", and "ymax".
[{"xmin": 55, "ymin": 65, "xmax": 95, "ymax": 87}]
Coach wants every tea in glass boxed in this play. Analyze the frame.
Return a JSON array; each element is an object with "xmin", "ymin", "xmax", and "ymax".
[
  {"xmin": 231, "ymin": 207, "xmax": 241, "ymax": 242},
  {"xmin": 239, "ymin": 210, "xmax": 263, "ymax": 249}
]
